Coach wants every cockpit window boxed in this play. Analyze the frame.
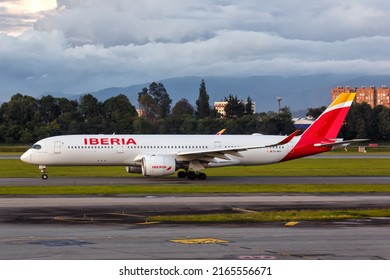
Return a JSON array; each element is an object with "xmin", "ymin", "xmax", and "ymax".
[{"xmin": 32, "ymin": 144, "xmax": 42, "ymax": 150}]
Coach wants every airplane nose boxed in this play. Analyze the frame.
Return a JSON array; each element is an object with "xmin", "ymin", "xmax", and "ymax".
[{"xmin": 20, "ymin": 151, "xmax": 31, "ymax": 163}]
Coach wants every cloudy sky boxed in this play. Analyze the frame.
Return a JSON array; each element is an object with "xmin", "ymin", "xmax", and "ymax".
[{"xmin": 1, "ymin": 0, "xmax": 390, "ymax": 102}]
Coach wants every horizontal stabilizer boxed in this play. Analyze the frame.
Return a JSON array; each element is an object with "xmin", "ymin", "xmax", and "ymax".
[{"xmin": 314, "ymin": 139, "xmax": 369, "ymax": 148}]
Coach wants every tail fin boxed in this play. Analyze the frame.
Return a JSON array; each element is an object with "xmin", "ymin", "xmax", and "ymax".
[
  {"xmin": 301, "ymin": 92, "xmax": 356, "ymax": 141},
  {"xmin": 282, "ymin": 92, "xmax": 356, "ymax": 161}
]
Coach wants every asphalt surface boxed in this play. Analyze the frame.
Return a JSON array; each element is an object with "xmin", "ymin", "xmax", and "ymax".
[
  {"xmin": 1, "ymin": 223, "xmax": 389, "ymax": 260},
  {"xmin": 1, "ymin": 194, "xmax": 390, "ymax": 210},
  {"xmin": 0, "ymin": 193, "xmax": 390, "ymax": 260}
]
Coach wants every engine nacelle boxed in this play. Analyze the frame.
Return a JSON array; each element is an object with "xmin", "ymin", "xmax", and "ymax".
[
  {"xmin": 141, "ymin": 155, "xmax": 176, "ymax": 176},
  {"xmin": 125, "ymin": 166, "xmax": 142, "ymax": 174}
]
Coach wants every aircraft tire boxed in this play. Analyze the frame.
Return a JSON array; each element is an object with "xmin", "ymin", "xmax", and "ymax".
[
  {"xmin": 177, "ymin": 171, "xmax": 187, "ymax": 178},
  {"xmin": 42, "ymin": 173, "xmax": 48, "ymax": 180},
  {"xmin": 187, "ymin": 171, "xmax": 196, "ymax": 180},
  {"xmin": 197, "ymin": 173, "xmax": 207, "ymax": 180}
]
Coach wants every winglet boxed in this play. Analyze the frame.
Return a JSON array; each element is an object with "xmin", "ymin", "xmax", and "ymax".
[
  {"xmin": 265, "ymin": 130, "xmax": 300, "ymax": 147},
  {"xmin": 216, "ymin": 129, "xmax": 226, "ymax": 135}
]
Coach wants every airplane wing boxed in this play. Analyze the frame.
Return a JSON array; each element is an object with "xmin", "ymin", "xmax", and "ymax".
[{"xmin": 176, "ymin": 130, "xmax": 300, "ymax": 166}]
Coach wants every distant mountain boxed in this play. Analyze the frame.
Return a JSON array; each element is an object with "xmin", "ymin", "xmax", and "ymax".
[
  {"xmin": 39, "ymin": 91, "xmax": 75, "ymax": 100},
  {"xmin": 45, "ymin": 74, "xmax": 390, "ymax": 113}
]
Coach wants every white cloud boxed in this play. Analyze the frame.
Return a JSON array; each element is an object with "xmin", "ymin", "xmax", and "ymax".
[{"xmin": 0, "ymin": 0, "xmax": 57, "ymax": 36}]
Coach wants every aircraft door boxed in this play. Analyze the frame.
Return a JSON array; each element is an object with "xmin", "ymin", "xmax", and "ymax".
[
  {"xmin": 54, "ymin": 141, "xmax": 62, "ymax": 154},
  {"xmin": 214, "ymin": 141, "xmax": 221, "ymax": 148},
  {"xmin": 117, "ymin": 145, "xmax": 124, "ymax": 153}
]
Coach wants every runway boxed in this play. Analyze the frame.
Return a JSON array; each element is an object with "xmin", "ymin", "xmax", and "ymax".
[
  {"xmin": 1, "ymin": 194, "xmax": 390, "ymax": 210},
  {"xmin": 1, "ymin": 223, "xmax": 389, "ymax": 260},
  {"xmin": 1, "ymin": 175, "xmax": 390, "ymax": 186}
]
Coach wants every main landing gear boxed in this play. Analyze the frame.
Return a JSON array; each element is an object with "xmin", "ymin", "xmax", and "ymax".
[
  {"xmin": 39, "ymin": 165, "xmax": 48, "ymax": 180},
  {"xmin": 177, "ymin": 170, "xmax": 207, "ymax": 180}
]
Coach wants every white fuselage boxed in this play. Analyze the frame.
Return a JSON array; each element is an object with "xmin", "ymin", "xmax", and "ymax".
[{"xmin": 21, "ymin": 134, "xmax": 298, "ymax": 168}]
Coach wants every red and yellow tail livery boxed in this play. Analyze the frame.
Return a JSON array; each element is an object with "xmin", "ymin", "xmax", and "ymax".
[{"xmin": 283, "ymin": 92, "xmax": 357, "ymax": 161}]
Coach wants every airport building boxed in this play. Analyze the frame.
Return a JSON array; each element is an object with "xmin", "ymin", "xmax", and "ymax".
[{"xmin": 332, "ymin": 86, "xmax": 390, "ymax": 109}]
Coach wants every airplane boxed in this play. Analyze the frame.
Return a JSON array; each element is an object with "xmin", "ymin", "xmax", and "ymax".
[{"xmin": 21, "ymin": 92, "xmax": 362, "ymax": 180}]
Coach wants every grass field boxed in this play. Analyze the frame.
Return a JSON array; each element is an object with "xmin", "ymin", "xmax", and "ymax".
[
  {"xmin": 0, "ymin": 184, "xmax": 390, "ymax": 195},
  {"xmin": 150, "ymin": 209, "xmax": 390, "ymax": 223}
]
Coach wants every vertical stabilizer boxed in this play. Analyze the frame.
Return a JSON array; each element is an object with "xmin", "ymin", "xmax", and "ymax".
[
  {"xmin": 282, "ymin": 92, "xmax": 356, "ymax": 161},
  {"xmin": 301, "ymin": 92, "xmax": 356, "ymax": 141}
]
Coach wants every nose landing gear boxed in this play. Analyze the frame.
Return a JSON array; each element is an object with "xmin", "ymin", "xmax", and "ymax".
[{"xmin": 39, "ymin": 165, "xmax": 48, "ymax": 180}]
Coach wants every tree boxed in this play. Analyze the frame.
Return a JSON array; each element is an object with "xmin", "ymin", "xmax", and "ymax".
[
  {"xmin": 224, "ymin": 95, "xmax": 245, "ymax": 119},
  {"xmin": 138, "ymin": 87, "xmax": 158, "ymax": 121},
  {"xmin": 138, "ymin": 82, "xmax": 172, "ymax": 120},
  {"xmin": 38, "ymin": 95, "xmax": 61, "ymax": 124},
  {"xmin": 342, "ymin": 103, "xmax": 374, "ymax": 140},
  {"xmin": 0, "ymin": 94, "xmax": 38, "ymax": 142},
  {"xmin": 133, "ymin": 117, "xmax": 154, "ymax": 134},
  {"xmin": 195, "ymin": 79, "xmax": 212, "ymax": 118},
  {"xmin": 55, "ymin": 98, "xmax": 82, "ymax": 134},
  {"xmin": 103, "ymin": 94, "xmax": 137, "ymax": 133},
  {"xmin": 179, "ymin": 117, "xmax": 198, "ymax": 134},
  {"xmin": 306, "ymin": 106, "xmax": 326, "ymax": 119},
  {"xmin": 373, "ymin": 105, "xmax": 390, "ymax": 140},
  {"xmin": 78, "ymin": 94, "xmax": 104, "ymax": 133},
  {"xmin": 256, "ymin": 107, "xmax": 295, "ymax": 135},
  {"xmin": 378, "ymin": 108, "xmax": 390, "ymax": 140},
  {"xmin": 171, "ymin": 98, "xmax": 194, "ymax": 118},
  {"xmin": 233, "ymin": 115, "xmax": 258, "ymax": 134},
  {"xmin": 277, "ymin": 107, "xmax": 297, "ymax": 135},
  {"xmin": 1, "ymin": 94, "xmax": 37, "ymax": 127},
  {"xmin": 148, "ymin": 82, "xmax": 172, "ymax": 119},
  {"xmin": 245, "ymin": 96, "xmax": 254, "ymax": 115}
]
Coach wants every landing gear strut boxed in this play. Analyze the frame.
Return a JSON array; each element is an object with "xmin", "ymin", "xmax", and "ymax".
[
  {"xmin": 177, "ymin": 170, "xmax": 207, "ymax": 180},
  {"xmin": 39, "ymin": 165, "xmax": 48, "ymax": 180}
]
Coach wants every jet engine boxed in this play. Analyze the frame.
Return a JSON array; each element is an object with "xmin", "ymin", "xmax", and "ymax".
[
  {"xmin": 125, "ymin": 166, "xmax": 142, "ymax": 174},
  {"xmin": 141, "ymin": 155, "xmax": 176, "ymax": 176}
]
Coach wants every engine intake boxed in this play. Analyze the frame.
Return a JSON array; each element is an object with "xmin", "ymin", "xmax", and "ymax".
[{"xmin": 141, "ymin": 155, "xmax": 176, "ymax": 176}]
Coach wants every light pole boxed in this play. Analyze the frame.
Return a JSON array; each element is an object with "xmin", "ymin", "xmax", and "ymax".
[{"xmin": 276, "ymin": 97, "xmax": 282, "ymax": 113}]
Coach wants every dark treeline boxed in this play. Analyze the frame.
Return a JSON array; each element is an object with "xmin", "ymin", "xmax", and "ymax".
[
  {"xmin": 341, "ymin": 102, "xmax": 390, "ymax": 141},
  {"xmin": 1, "ymin": 80, "xmax": 389, "ymax": 144}
]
